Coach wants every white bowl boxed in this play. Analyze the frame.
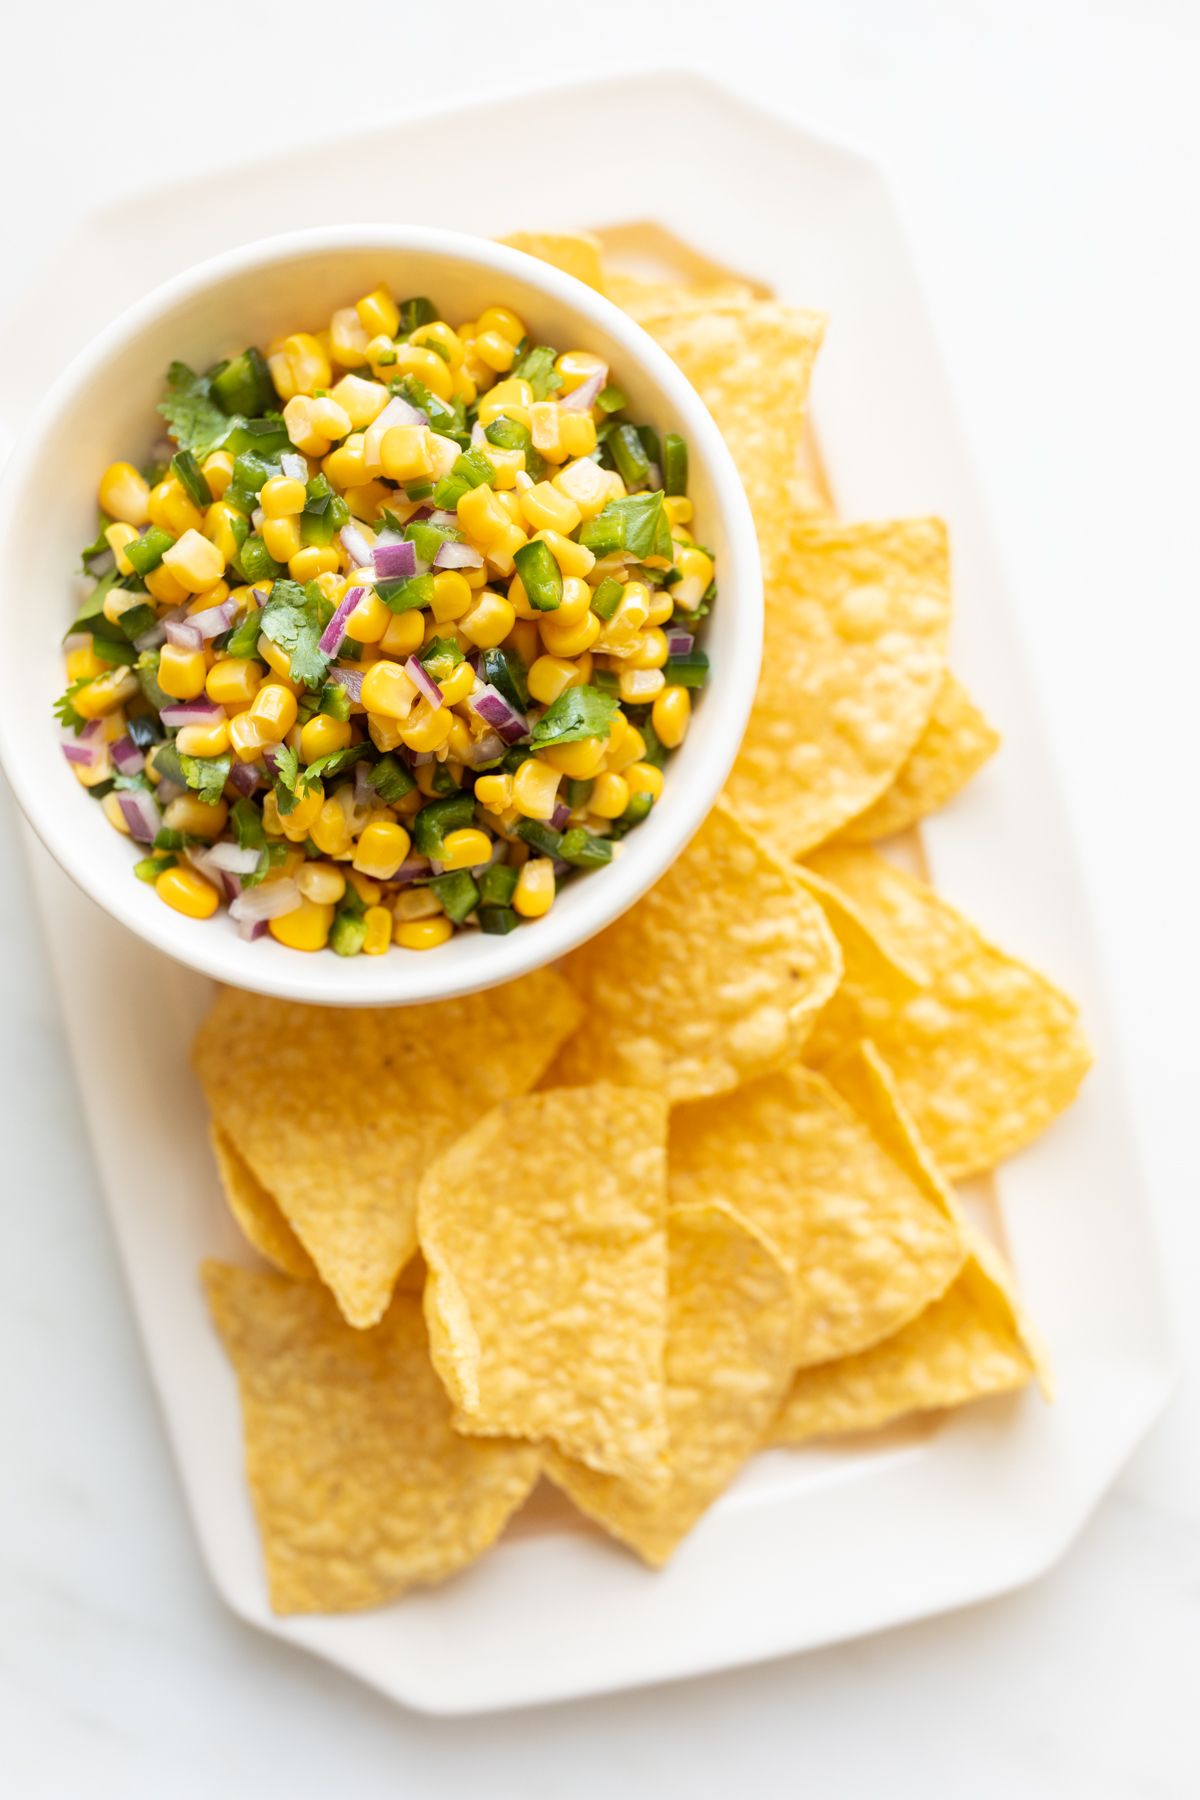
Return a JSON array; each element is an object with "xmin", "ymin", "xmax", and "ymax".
[{"xmin": 0, "ymin": 226, "xmax": 761, "ymax": 1006}]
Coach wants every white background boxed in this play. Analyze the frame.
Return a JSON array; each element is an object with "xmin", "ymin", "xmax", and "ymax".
[{"xmin": 2, "ymin": 2, "xmax": 1197, "ymax": 1794}]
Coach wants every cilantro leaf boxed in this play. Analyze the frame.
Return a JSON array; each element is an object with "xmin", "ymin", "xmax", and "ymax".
[
  {"xmin": 257, "ymin": 579, "xmax": 332, "ymax": 689},
  {"xmin": 529, "ymin": 684, "xmax": 619, "ymax": 749},
  {"xmin": 608, "ymin": 491, "xmax": 672, "ymax": 561},
  {"xmin": 54, "ymin": 677, "xmax": 92, "ymax": 733},
  {"xmin": 80, "ymin": 515, "xmax": 114, "ymax": 569},
  {"xmin": 179, "ymin": 752, "xmax": 232, "ymax": 805},
  {"xmin": 301, "ymin": 743, "xmax": 374, "ymax": 786},
  {"xmin": 230, "ymin": 797, "xmax": 265, "ymax": 849},
  {"xmin": 157, "ymin": 362, "xmax": 235, "ymax": 457},
  {"xmin": 271, "ymin": 742, "xmax": 304, "ymax": 813},
  {"xmin": 511, "ymin": 344, "xmax": 562, "ymax": 400}
]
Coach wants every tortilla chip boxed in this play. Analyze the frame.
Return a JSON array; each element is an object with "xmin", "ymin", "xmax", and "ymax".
[
  {"xmin": 203, "ymin": 1262, "xmax": 542, "ymax": 1613},
  {"xmin": 552, "ymin": 802, "xmax": 841, "ymax": 1101},
  {"xmin": 605, "ymin": 272, "xmax": 757, "ymax": 323},
  {"xmin": 670, "ymin": 1064, "xmax": 964, "ymax": 1369},
  {"xmin": 500, "ymin": 230, "xmax": 605, "ymax": 290},
  {"xmin": 723, "ymin": 518, "xmax": 951, "ymax": 857},
  {"xmin": 546, "ymin": 1201, "xmax": 794, "ymax": 1565},
  {"xmin": 210, "ymin": 1124, "xmax": 314, "ymax": 1281},
  {"xmin": 192, "ymin": 969, "xmax": 583, "ymax": 1330},
  {"xmin": 801, "ymin": 847, "xmax": 1093, "ymax": 1177},
  {"xmin": 839, "ymin": 673, "xmax": 1000, "ymax": 842},
  {"xmin": 637, "ymin": 300, "xmax": 825, "ymax": 503},
  {"xmin": 771, "ymin": 1041, "xmax": 1047, "ymax": 1441},
  {"xmin": 419, "ymin": 1086, "xmax": 670, "ymax": 1481}
]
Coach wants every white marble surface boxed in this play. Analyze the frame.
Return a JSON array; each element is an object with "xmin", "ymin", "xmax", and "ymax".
[{"xmin": 2, "ymin": 2, "xmax": 1197, "ymax": 1793}]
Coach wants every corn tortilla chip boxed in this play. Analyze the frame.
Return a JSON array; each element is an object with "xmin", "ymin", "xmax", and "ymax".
[
  {"xmin": 552, "ymin": 802, "xmax": 841, "ymax": 1101},
  {"xmin": 420, "ymin": 1086, "xmax": 670, "ymax": 1481},
  {"xmin": 203, "ymin": 1262, "xmax": 542, "ymax": 1613},
  {"xmin": 771, "ymin": 1042, "xmax": 1046, "ymax": 1442},
  {"xmin": 723, "ymin": 518, "xmax": 951, "ymax": 857},
  {"xmin": 547, "ymin": 1201, "xmax": 794, "ymax": 1566},
  {"xmin": 839, "ymin": 673, "xmax": 1000, "ymax": 843},
  {"xmin": 605, "ymin": 272, "xmax": 757, "ymax": 323},
  {"xmin": 802, "ymin": 847, "xmax": 1092, "ymax": 1178},
  {"xmin": 210, "ymin": 1124, "xmax": 314, "ymax": 1281},
  {"xmin": 500, "ymin": 230, "xmax": 605, "ymax": 290},
  {"xmin": 192, "ymin": 969, "xmax": 583, "ymax": 1330},
  {"xmin": 670, "ymin": 1064, "xmax": 964, "ymax": 1369}
]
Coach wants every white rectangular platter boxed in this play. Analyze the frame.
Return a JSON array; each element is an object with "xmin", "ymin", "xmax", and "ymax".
[{"xmin": 0, "ymin": 72, "xmax": 1174, "ymax": 1713}]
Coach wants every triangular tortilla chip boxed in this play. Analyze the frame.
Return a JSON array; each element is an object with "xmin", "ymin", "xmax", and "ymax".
[{"xmin": 839, "ymin": 672, "xmax": 1000, "ymax": 842}]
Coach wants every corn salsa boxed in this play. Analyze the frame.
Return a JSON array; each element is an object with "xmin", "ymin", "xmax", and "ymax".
[{"xmin": 56, "ymin": 284, "xmax": 714, "ymax": 953}]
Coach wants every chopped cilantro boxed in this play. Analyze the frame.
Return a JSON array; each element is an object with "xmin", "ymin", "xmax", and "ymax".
[
  {"xmin": 529, "ymin": 685, "xmax": 620, "ymax": 749},
  {"xmin": 257, "ymin": 579, "xmax": 332, "ymax": 688},
  {"xmin": 511, "ymin": 343, "xmax": 562, "ymax": 399},
  {"xmin": 230, "ymin": 797, "xmax": 265, "ymax": 849},
  {"xmin": 54, "ymin": 677, "xmax": 92, "ymax": 733},
  {"xmin": 156, "ymin": 362, "xmax": 232, "ymax": 457},
  {"xmin": 179, "ymin": 752, "xmax": 232, "ymax": 805}
]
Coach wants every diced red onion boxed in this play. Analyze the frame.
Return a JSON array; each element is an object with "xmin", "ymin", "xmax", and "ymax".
[
  {"xmin": 467, "ymin": 681, "xmax": 528, "ymax": 744},
  {"xmin": 327, "ymin": 664, "xmax": 364, "ymax": 704},
  {"xmin": 250, "ymin": 585, "xmax": 269, "ymax": 608},
  {"xmin": 133, "ymin": 619, "xmax": 167, "ymax": 652},
  {"xmin": 426, "ymin": 509, "xmax": 459, "ymax": 532},
  {"xmin": 354, "ymin": 761, "xmax": 374, "ymax": 809},
  {"xmin": 236, "ymin": 916, "xmax": 270, "ymax": 941},
  {"xmin": 550, "ymin": 801, "xmax": 571, "ymax": 831},
  {"xmin": 205, "ymin": 840, "xmax": 264, "ymax": 875},
  {"xmin": 164, "ymin": 606, "xmax": 204, "ymax": 651},
  {"xmin": 118, "ymin": 788, "xmax": 162, "ymax": 844},
  {"xmin": 665, "ymin": 628, "xmax": 695, "ymax": 657},
  {"xmin": 339, "ymin": 522, "xmax": 374, "ymax": 569},
  {"xmin": 392, "ymin": 857, "xmax": 431, "ymax": 887},
  {"xmin": 559, "ymin": 368, "xmax": 607, "ymax": 413},
  {"xmin": 318, "ymin": 585, "xmax": 365, "ymax": 656},
  {"xmin": 261, "ymin": 744, "xmax": 286, "ymax": 774},
  {"xmin": 280, "ymin": 452, "xmax": 308, "ymax": 482},
  {"xmin": 189, "ymin": 598, "xmax": 238, "ymax": 640},
  {"xmin": 61, "ymin": 738, "xmax": 106, "ymax": 770},
  {"xmin": 411, "ymin": 751, "xmax": 433, "ymax": 767},
  {"xmin": 156, "ymin": 778, "xmax": 186, "ymax": 805},
  {"xmin": 85, "ymin": 547, "xmax": 116, "ymax": 577},
  {"xmin": 433, "ymin": 539, "xmax": 483, "ymax": 570},
  {"xmin": 405, "ymin": 655, "xmax": 443, "ymax": 710},
  {"xmin": 373, "ymin": 540, "xmax": 417, "ymax": 581},
  {"xmin": 229, "ymin": 878, "xmax": 301, "ymax": 924},
  {"xmin": 110, "ymin": 735, "xmax": 145, "ymax": 777},
  {"xmin": 229, "ymin": 760, "xmax": 263, "ymax": 797},
  {"xmin": 150, "ymin": 435, "xmax": 175, "ymax": 465},
  {"xmin": 462, "ymin": 729, "xmax": 505, "ymax": 768},
  {"xmin": 159, "ymin": 697, "xmax": 225, "ymax": 730}
]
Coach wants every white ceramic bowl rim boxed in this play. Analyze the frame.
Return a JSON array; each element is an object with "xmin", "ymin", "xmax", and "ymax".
[{"xmin": 0, "ymin": 224, "xmax": 761, "ymax": 1006}]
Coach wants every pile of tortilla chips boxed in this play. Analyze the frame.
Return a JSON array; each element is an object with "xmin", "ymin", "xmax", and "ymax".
[{"xmin": 196, "ymin": 234, "xmax": 1091, "ymax": 1614}]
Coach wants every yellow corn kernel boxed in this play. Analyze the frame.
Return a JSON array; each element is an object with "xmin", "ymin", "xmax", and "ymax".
[
  {"xmin": 296, "ymin": 862, "xmax": 346, "ymax": 905},
  {"xmin": 269, "ymin": 332, "xmax": 331, "ymax": 400},
  {"xmin": 559, "ymin": 411, "xmax": 598, "ymax": 459},
  {"xmin": 529, "ymin": 401, "xmax": 566, "ymax": 463},
  {"xmin": 282, "ymin": 395, "xmax": 331, "ymax": 458},
  {"xmin": 380, "ymin": 425, "xmax": 433, "ymax": 483},
  {"xmin": 203, "ymin": 500, "xmax": 246, "ymax": 567},
  {"xmin": 176, "ymin": 718, "xmax": 231, "ymax": 758},
  {"xmin": 665, "ymin": 495, "xmax": 694, "ymax": 527},
  {"xmin": 104, "ymin": 521, "xmax": 140, "ymax": 576},
  {"xmin": 410, "ymin": 320, "xmax": 464, "ymax": 366},
  {"xmin": 551, "ymin": 457, "xmax": 610, "ymax": 521},
  {"xmin": 66, "ymin": 642, "xmax": 106, "ymax": 683},
  {"xmin": 248, "ymin": 681, "xmax": 299, "ymax": 743},
  {"xmin": 162, "ymin": 528, "xmax": 225, "ymax": 593},
  {"xmin": 356, "ymin": 284, "xmax": 400, "ymax": 338},
  {"xmin": 288, "ymin": 546, "xmax": 340, "ymax": 583},
  {"xmin": 391, "ymin": 344, "xmax": 455, "ymax": 402},
  {"xmin": 157, "ymin": 643, "xmax": 207, "ymax": 701},
  {"xmin": 647, "ymin": 589, "xmax": 675, "ymax": 626},
  {"xmin": 429, "ymin": 570, "xmax": 473, "ymax": 624},
  {"xmin": 519, "ymin": 481, "xmax": 581, "ymax": 537},
  {"xmin": 261, "ymin": 514, "xmax": 303, "ymax": 562},
  {"xmin": 310, "ymin": 798, "xmax": 353, "ymax": 858},
  {"xmin": 554, "ymin": 349, "xmax": 606, "ymax": 393},
  {"xmin": 476, "ymin": 377, "xmax": 533, "ymax": 427},
  {"xmin": 72, "ymin": 746, "xmax": 113, "ymax": 789},
  {"xmin": 460, "ymin": 592, "xmax": 515, "ymax": 649},
  {"xmin": 473, "ymin": 329, "xmax": 517, "ymax": 375},
  {"xmin": 341, "ymin": 589, "xmax": 390, "ymax": 644},
  {"xmin": 162, "ymin": 794, "xmax": 229, "ymax": 839},
  {"xmin": 100, "ymin": 790, "xmax": 131, "ymax": 835},
  {"xmin": 484, "ymin": 522, "xmax": 528, "ymax": 578},
  {"xmin": 440, "ymin": 827, "xmax": 491, "ymax": 871},
  {"xmin": 269, "ymin": 896, "xmax": 334, "ymax": 952},
  {"xmin": 201, "ymin": 450, "xmax": 234, "ymax": 499},
  {"xmin": 481, "ymin": 444, "xmax": 524, "ymax": 489},
  {"xmin": 414, "ymin": 759, "xmax": 443, "ymax": 799},
  {"xmin": 189, "ymin": 579, "xmax": 230, "ymax": 615},
  {"xmin": 457, "ymin": 483, "xmax": 511, "ymax": 547},
  {"xmin": 72, "ymin": 665, "xmax": 139, "ymax": 721},
  {"xmin": 512, "ymin": 756, "xmax": 562, "ymax": 820},
  {"xmin": 330, "ymin": 305, "xmax": 371, "ymax": 368},
  {"xmin": 531, "ymin": 529, "xmax": 593, "ymax": 582},
  {"xmin": 344, "ymin": 480, "xmax": 391, "ymax": 522},
  {"xmin": 329, "ymin": 373, "xmax": 389, "ymax": 430},
  {"xmin": 513, "ymin": 857, "xmax": 555, "ymax": 919},
  {"xmin": 625, "ymin": 761, "xmax": 665, "ymax": 801},
  {"xmin": 653, "ymin": 684, "xmax": 692, "ymax": 748},
  {"xmin": 256, "ymin": 635, "xmax": 302, "ymax": 688},
  {"xmin": 99, "ymin": 461, "xmax": 150, "ymax": 526},
  {"xmin": 337, "ymin": 870, "xmax": 378, "ymax": 910},
  {"xmin": 474, "ymin": 773, "xmax": 513, "ymax": 814},
  {"xmin": 277, "ymin": 782, "xmax": 325, "ymax": 842},
  {"xmin": 361, "ymin": 905, "xmax": 393, "ymax": 955},
  {"xmin": 539, "ymin": 608, "xmax": 600, "ymax": 658},
  {"xmin": 618, "ymin": 665, "xmax": 665, "ymax": 704},
  {"xmin": 378, "ymin": 611, "xmax": 425, "ymax": 658},
  {"xmin": 671, "ymin": 545, "xmax": 715, "ymax": 611},
  {"xmin": 300, "ymin": 713, "xmax": 353, "ymax": 763},
  {"xmin": 627, "ymin": 627, "xmax": 669, "ymax": 670},
  {"xmin": 527, "ymin": 654, "xmax": 583, "ymax": 705},
  {"xmin": 156, "ymin": 865, "xmax": 220, "ymax": 920},
  {"xmin": 398, "ymin": 702, "xmax": 453, "ymax": 753},
  {"xmin": 353, "ymin": 820, "xmax": 412, "ymax": 880},
  {"xmin": 309, "ymin": 395, "xmax": 352, "ymax": 442},
  {"xmin": 228, "ymin": 711, "xmax": 268, "ymax": 763},
  {"xmin": 507, "ymin": 573, "xmax": 538, "ymax": 623},
  {"xmin": 477, "ymin": 305, "xmax": 526, "ymax": 346},
  {"xmin": 360, "ymin": 659, "xmax": 417, "ymax": 720},
  {"xmin": 600, "ymin": 582, "xmax": 651, "ymax": 646},
  {"xmin": 148, "ymin": 476, "xmax": 203, "ymax": 538},
  {"xmin": 438, "ymin": 662, "xmax": 476, "ymax": 706},
  {"xmin": 314, "ymin": 571, "xmax": 346, "ymax": 607},
  {"xmin": 541, "ymin": 735, "xmax": 608, "ymax": 780},
  {"xmin": 395, "ymin": 914, "xmax": 454, "ymax": 950},
  {"xmin": 605, "ymin": 715, "xmax": 646, "ymax": 773},
  {"xmin": 589, "ymin": 772, "xmax": 631, "ymax": 820},
  {"xmin": 324, "ymin": 435, "xmax": 369, "ymax": 489},
  {"xmin": 260, "ymin": 475, "xmax": 306, "ymax": 518},
  {"xmin": 101, "ymin": 582, "xmax": 140, "ymax": 629}
]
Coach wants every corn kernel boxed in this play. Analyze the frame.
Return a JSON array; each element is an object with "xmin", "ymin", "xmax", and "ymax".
[
  {"xmin": 532, "ymin": 528, "xmax": 594, "ymax": 581},
  {"xmin": 104, "ymin": 521, "xmax": 140, "ymax": 576},
  {"xmin": 260, "ymin": 475, "xmax": 306, "ymax": 518},
  {"xmin": 378, "ymin": 611, "xmax": 425, "ymax": 658},
  {"xmin": 605, "ymin": 714, "xmax": 645, "ymax": 773},
  {"xmin": 100, "ymin": 790, "xmax": 131, "ymax": 835},
  {"xmin": 671, "ymin": 545, "xmax": 715, "ymax": 611},
  {"xmin": 329, "ymin": 373, "xmax": 389, "ymax": 430},
  {"xmin": 330, "ymin": 306, "xmax": 371, "ymax": 368},
  {"xmin": 539, "ymin": 609, "xmax": 600, "ymax": 658},
  {"xmin": 175, "ymin": 718, "xmax": 231, "ymax": 758},
  {"xmin": 162, "ymin": 794, "xmax": 228, "ymax": 839},
  {"xmin": 551, "ymin": 457, "xmax": 610, "ymax": 521},
  {"xmin": 395, "ymin": 914, "xmax": 454, "ymax": 949},
  {"xmin": 380, "ymin": 425, "xmax": 433, "ymax": 483},
  {"xmin": 391, "ymin": 344, "xmax": 455, "ymax": 402},
  {"xmin": 439, "ymin": 827, "xmax": 491, "ymax": 871},
  {"xmin": 338, "ymin": 589, "xmax": 387, "ymax": 645},
  {"xmin": 310, "ymin": 798, "xmax": 353, "ymax": 857},
  {"xmin": 398, "ymin": 702, "xmax": 453, "ymax": 753},
  {"xmin": 156, "ymin": 865, "xmax": 220, "ymax": 919},
  {"xmin": 201, "ymin": 450, "xmax": 234, "ymax": 499},
  {"xmin": 457, "ymin": 484, "xmax": 510, "ymax": 547},
  {"xmin": 360, "ymin": 659, "xmax": 417, "ymax": 720},
  {"xmin": 256, "ymin": 635, "xmax": 302, "ymax": 688},
  {"xmin": 157, "ymin": 643, "xmax": 207, "ymax": 700},
  {"xmin": 589, "ymin": 771, "xmax": 630, "ymax": 819},
  {"xmin": 554, "ymin": 349, "xmax": 606, "ymax": 393},
  {"xmin": 229, "ymin": 710, "xmax": 268, "ymax": 762},
  {"xmin": 541, "ymin": 735, "xmax": 608, "ymax": 780},
  {"xmin": 527, "ymin": 654, "xmax": 583, "ymax": 705},
  {"xmin": 519, "ymin": 481, "xmax": 581, "ymax": 537},
  {"xmin": 512, "ymin": 756, "xmax": 562, "ymax": 820},
  {"xmin": 248, "ymin": 682, "xmax": 299, "ymax": 743},
  {"xmin": 288, "ymin": 545, "xmax": 340, "ymax": 583},
  {"xmin": 324, "ymin": 434, "xmax": 369, "ymax": 489},
  {"xmin": 203, "ymin": 500, "xmax": 246, "ymax": 567},
  {"xmin": 148, "ymin": 476, "xmax": 203, "ymax": 537},
  {"xmin": 352, "ymin": 820, "xmax": 412, "ymax": 879},
  {"xmin": 282, "ymin": 395, "xmax": 331, "ymax": 458},
  {"xmin": 66, "ymin": 642, "xmax": 106, "ymax": 683},
  {"xmin": 460, "ymin": 592, "xmax": 515, "ymax": 649},
  {"xmin": 653, "ymin": 684, "xmax": 692, "ymax": 748},
  {"xmin": 474, "ymin": 773, "xmax": 513, "ymax": 814},
  {"xmin": 437, "ymin": 662, "xmax": 476, "ymax": 706},
  {"xmin": 162, "ymin": 528, "xmax": 225, "ymax": 593},
  {"xmin": 513, "ymin": 857, "xmax": 555, "ymax": 918},
  {"xmin": 665, "ymin": 495, "xmax": 693, "ymax": 527},
  {"xmin": 477, "ymin": 306, "xmax": 526, "ymax": 346},
  {"xmin": 270, "ymin": 333, "xmax": 331, "ymax": 400},
  {"xmin": 262, "ymin": 513, "xmax": 303, "ymax": 562},
  {"xmin": 473, "ymin": 329, "xmax": 516, "ymax": 374},
  {"xmin": 529, "ymin": 401, "xmax": 565, "ymax": 463},
  {"xmin": 647, "ymin": 590, "xmax": 675, "ymax": 626},
  {"xmin": 356, "ymin": 285, "xmax": 400, "ymax": 338},
  {"xmin": 428, "ymin": 569, "xmax": 472, "ymax": 624},
  {"xmin": 344, "ymin": 479, "xmax": 391, "ymax": 521},
  {"xmin": 296, "ymin": 862, "xmax": 346, "ymax": 905},
  {"xmin": 625, "ymin": 761, "xmax": 665, "ymax": 801},
  {"xmin": 628, "ymin": 626, "xmax": 669, "ymax": 670},
  {"xmin": 277, "ymin": 782, "xmax": 324, "ymax": 842},
  {"xmin": 99, "ymin": 461, "xmax": 151, "ymax": 526},
  {"xmin": 300, "ymin": 714, "xmax": 353, "ymax": 763},
  {"xmin": 410, "ymin": 321, "xmax": 464, "ymax": 367},
  {"xmin": 269, "ymin": 896, "xmax": 334, "ymax": 952},
  {"xmin": 618, "ymin": 665, "xmax": 665, "ymax": 704},
  {"xmin": 476, "ymin": 378, "xmax": 533, "ymax": 427},
  {"xmin": 361, "ymin": 905, "xmax": 393, "ymax": 955},
  {"xmin": 559, "ymin": 411, "xmax": 598, "ymax": 458}
]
